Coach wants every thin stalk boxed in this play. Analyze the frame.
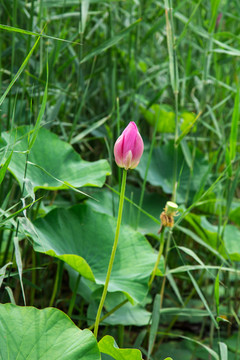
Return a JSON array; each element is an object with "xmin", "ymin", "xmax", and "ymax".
[
  {"xmin": 68, "ymin": 274, "xmax": 81, "ymax": 317},
  {"xmin": 118, "ymin": 325, "xmax": 124, "ymax": 348},
  {"xmin": 49, "ymin": 260, "xmax": 63, "ymax": 307},
  {"xmin": 94, "ymin": 169, "xmax": 127, "ymax": 338},
  {"xmin": 30, "ymin": 249, "xmax": 36, "ymax": 306},
  {"xmin": 148, "ymin": 228, "xmax": 165, "ymax": 287},
  {"xmin": 159, "ymin": 230, "xmax": 172, "ymax": 308}
]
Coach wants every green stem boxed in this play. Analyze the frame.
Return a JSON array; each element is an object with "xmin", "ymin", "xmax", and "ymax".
[
  {"xmin": 159, "ymin": 230, "xmax": 172, "ymax": 309},
  {"xmin": 30, "ymin": 249, "xmax": 36, "ymax": 306},
  {"xmin": 68, "ymin": 274, "xmax": 81, "ymax": 317},
  {"xmin": 49, "ymin": 260, "xmax": 63, "ymax": 307},
  {"xmin": 148, "ymin": 228, "xmax": 165, "ymax": 287},
  {"xmin": 94, "ymin": 169, "xmax": 127, "ymax": 338}
]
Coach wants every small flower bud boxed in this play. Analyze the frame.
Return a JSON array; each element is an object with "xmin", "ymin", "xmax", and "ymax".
[{"xmin": 114, "ymin": 122, "xmax": 144, "ymax": 170}]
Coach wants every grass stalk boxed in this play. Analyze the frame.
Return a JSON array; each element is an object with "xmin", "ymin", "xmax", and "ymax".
[
  {"xmin": 148, "ymin": 228, "xmax": 165, "ymax": 288},
  {"xmin": 49, "ymin": 260, "xmax": 63, "ymax": 307},
  {"xmin": 68, "ymin": 274, "xmax": 81, "ymax": 318}
]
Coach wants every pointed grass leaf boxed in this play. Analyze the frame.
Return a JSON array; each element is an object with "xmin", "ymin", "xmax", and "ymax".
[
  {"xmin": 180, "ymin": 139, "xmax": 192, "ymax": 168},
  {"xmin": 229, "ymin": 87, "xmax": 239, "ymax": 163},
  {"xmin": 98, "ymin": 335, "xmax": 143, "ymax": 360},
  {"xmin": 166, "ymin": 271, "xmax": 184, "ymax": 306},
  {"xmin": 27, "ymin": 204, "xmax": 159, "ymax": 303},
  {"xmin": 0, "ymin": 34, "xmax": 40, "ymax": 107},
  {"xmin": 178, "ymin": 246, "xmax": 205, "ymax": 267},
  {"xmin": 0, "ymin": 262, "xmax": 12, "ymax": 288},
  {"xmin": 80, "ymin": 19, "xmax": 141, "ymax": 64},
  {"xmin": 215, "ymin": 270, "xmax": 220, "ymax": 317},
  {"xmin": 176, "ymin": 111, "xmax": 202, "ymax": 145},
  {"xmin": 29, "ymin": 64, "xmax": 48, "ymax": 150},
  {"xmin": 157, "ymin": 332, "xmax": 220, "ymax": 360},
  {"xmin": 5, "ymin": 286, "xmax": 16, "ymax": 304},
  {"xmin": 71, "ymin": 115, "xmax": 110, "ymax": 144},
  {"xmin": 176, "ymin": 225, "xmax": 226, "ymax": 263},
  {"xmin": 188, "ymin": 271, "xmax": 218, "ymax": 329},
  {"xmin": 0, "ymin": 151, "xmax": 13, "ymax": 185},
  {"xmin": 13, "ymin": 236, "xmax": 26, "ymax": 305},
  {"xmin": 0, "ymin": 24, "xmax": 80, "ymax": 45},
  {"xmin": 0, "ymin": 304, "xmax": 100, "ymax": 360},
  {"xmin": 1, "ymin": 126, "xmax": 111, "ymax": 192},
  {"xmin": 81, "ymin": 0, "xmax": 90, "ymax": 33},
  {"xmin": 219, "ymin": 342, "xmax": 228, "ymax": 360}
]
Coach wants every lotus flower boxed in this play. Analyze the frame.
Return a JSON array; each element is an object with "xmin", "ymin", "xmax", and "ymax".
[{"xmin": 114, "ymin": 122, "xmax": 144, "ymax": 170}]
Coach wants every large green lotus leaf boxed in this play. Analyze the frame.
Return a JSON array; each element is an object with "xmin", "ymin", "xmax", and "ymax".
[
  {"xmin": 87, "ymin": 185, "xmax": 165, "ymax": 236},
  {"xmin": 29, "ymin": 204, "xmax": 159, "ymax": 303},
  {"xmin": 0, "ymin": 303, "xmax": 100, "ymax": 360},
  {"xmin": 136, "ymin": 141, "xmax": 208, "ymax": 202},
  {"xmin": 98, "ymin": 336, "xmax": 142, "ymax": 360},
  {"xmin": 1, "ymin": 126, "xmax": 111, "ymax": 191}
]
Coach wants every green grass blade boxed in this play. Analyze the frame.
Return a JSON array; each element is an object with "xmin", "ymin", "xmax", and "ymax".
[
  {"xmin": 80, "ymin": 19, "xmax": 141, "ymax": 64},
  {"xmin": 0, "ymin": 152, "xmax": 13, "ymax": 185},
  {"xmin": 214, "ymin": 270, "xmax": 220, "ymax": 317},
  {"xmin": 0, "ymin": 24, "xmax": 80, "ymax": 45},
  {"xmin": 229, "ymin": 87, "xmax": 239, "ymax": 161},
  {"xmin": 188, "ymin": 271, "xmax": 218, "ymax": 329},
  {"xmin": 176, "ymin": 0, "xmax": 203, "ymax": 47},
  {"xmin": 176, "ymin": 111, "xmax": 202, "ymax": 145},
  {"xmin": 29, "ymin": 63, "xmax": 48, "ymax": 150},
  {"xmin": 81, "ymin": 0, "xmax": 90, "ymax": 34},
  {"xmin": 0, "ymin": 263, "xmax": 12, "ymax": 288},
  {"xmin": 71, "ymin": 114, "xmax": 110, "ymax": 144},
  {"xmin": 219, "ymin": 342, "xmax": 228, "ymax": 360},
  {"xmin": 158, "ymin": 331, "xmax": 220, "ymax": 360},
  {"xmin": 5, "ymin": 286, "xmax": 16, "ymax": 305},
  {"xmin": 13, "ymin": 237, "xmax": 26, "ymax": 305},
  {"xmin": 167, "ymin": 271, "xmax": 184, "ymax": 306},
  {"xmin": 209, "ymin": 0, "xmax": 221, "ymax": 33},
  {"xmin": 0, "ymin": 34, "xmax": 40, "ymax": 107}
]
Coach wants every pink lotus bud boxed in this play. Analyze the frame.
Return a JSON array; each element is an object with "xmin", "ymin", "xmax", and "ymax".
[{"xmin": 114, "ymin": 122, "xmax": 144, "ymax": 170}]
